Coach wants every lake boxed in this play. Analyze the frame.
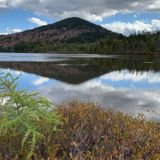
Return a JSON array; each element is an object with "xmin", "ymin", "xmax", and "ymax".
[{"xmin": 0, "ymin": 53, "xmax": 160, "ymax": 119}]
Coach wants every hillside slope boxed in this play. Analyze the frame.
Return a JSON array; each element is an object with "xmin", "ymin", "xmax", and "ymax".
[{"xmin": 0, "ymin": 17, "xmax": 122, "ymax": 53}]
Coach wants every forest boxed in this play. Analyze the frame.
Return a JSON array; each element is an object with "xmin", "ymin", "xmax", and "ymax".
[{"xmin": 0, "ymin": 31, "xmax": 159, "ymax": 54}]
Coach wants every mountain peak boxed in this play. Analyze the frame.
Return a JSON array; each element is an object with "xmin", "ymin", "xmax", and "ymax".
[
  {"xmin": 45, "ymin": 16, "xmax": 106, "ymax": 31},
  {"xmin": 0, "ymin": 17, "xmax": 122, "ymax": 52},
  {"xmin": 60, "ymin": 17, "xmax": 84, "ymax": 21},
  {"xmin": 56, "ymin": 17, "xmax": 91, "ymax": 23}
]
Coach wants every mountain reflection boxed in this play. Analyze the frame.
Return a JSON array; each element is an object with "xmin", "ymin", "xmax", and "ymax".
[{"xmin": 0, "ymin": 54, "xmax": 160, "ymax": 84}]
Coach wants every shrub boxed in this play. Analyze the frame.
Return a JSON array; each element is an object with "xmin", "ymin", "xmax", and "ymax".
[
  {"xmin": 54, "ymin": 102, "xmax": 160, "ymax": 159},
  {"xmin": 0, "ymin": 73, "xmax": 61, "ymax": 159}
]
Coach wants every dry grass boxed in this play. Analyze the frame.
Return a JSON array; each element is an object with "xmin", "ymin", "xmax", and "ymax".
[
  {"xmin": 54, "ymin": 102, "xmax": 160, "ymax": 160},
  {"xmin": 0, "ymin": 101, "xmax": 160, "ymax": 159}
]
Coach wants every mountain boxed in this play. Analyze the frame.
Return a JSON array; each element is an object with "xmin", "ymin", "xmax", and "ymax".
[
  {"xmin": 0, "ymin": 17, "xmax": 122, "ymax": 53},
  {"xmin": 0, "ymin": 17, "xmax": 159, "ymax": 54}
]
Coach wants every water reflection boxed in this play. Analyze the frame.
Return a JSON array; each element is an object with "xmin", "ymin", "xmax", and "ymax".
[
  {"xmin": 37, "ymin": 78, "xmax": 160, "ymax": 119},
  {"xmin": 0, "ymin": 53, "xmax": 114, "ymax": 62},
  {"xmin": 1, "ymin": 54, "xmax": 160, "ymax": 84},
  {"xmin": 0, "ymin": 54, "xmax": 160, "ymax": 119}
]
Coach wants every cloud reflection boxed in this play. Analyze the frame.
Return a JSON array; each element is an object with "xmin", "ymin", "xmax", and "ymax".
[
  {"xmin": 100, "ymin": 70, "xmax": 160, "ymax": 84},
  {"xmin": 32, "ymin": 77, "xmax": 49, "ymax": 86},
  {"xmin": 37, "ymin": 77, "xmax": 160, "ymax": 119}
]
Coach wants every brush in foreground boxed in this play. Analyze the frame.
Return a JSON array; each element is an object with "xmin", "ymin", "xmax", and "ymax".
[{"xmin": 54, "ymin": 102, "xmax": 160, "ymax": 159}]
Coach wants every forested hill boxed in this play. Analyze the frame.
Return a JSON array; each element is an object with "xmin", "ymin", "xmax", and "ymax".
[
  {"xmin": 0, "ymin": 17, "xmax": 121, "ymax": 53},
  {"xmin": 78, "ymin": 31, "xmax": 160, "ymax": 54},
  {"xmin": 0, "ymin": 17, "xmax": 160, "ymax": 54}
]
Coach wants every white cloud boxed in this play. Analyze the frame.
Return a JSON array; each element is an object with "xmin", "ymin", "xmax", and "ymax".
[
  {"xmin": 8, "ymin": 28, "xmax": 22, "ymax": 33},
  {"xmin": 13, "ymin": 28, "xmax": 22, "ymax": 32},
  {"xmin": 148, "ymin": 0, "xmax": 160, "ymax": 10},
  {"xmin": 0, "ymin": 0, "xmax": 160, "ymax": 22},
  {"xmin": 32, "ymin": 77, "xmax": 49, "ymax": 86},
  {"xmin": 0, "ymin": 32, "xmax": 9, "ymax": 35},
  {"xmin": 103, "ymin": 19, "xmax": 160, "ymax": 35},
  {"xmin": 0, "ymin": 28, "xmax": 22, "ymax": 35},
  {"xmin": 28, "ymin": 17, "xmax": 48, "ymax": 26}
]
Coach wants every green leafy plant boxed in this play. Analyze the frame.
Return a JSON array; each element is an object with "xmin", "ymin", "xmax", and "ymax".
[{"xmin": 0, "ymin": 72, "xmax": 61, "ymax": 159}]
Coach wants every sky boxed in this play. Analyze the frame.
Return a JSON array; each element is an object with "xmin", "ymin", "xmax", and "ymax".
[{"xmin": 0, "ymin": 0, "xmax": 160, "ymax": 36}]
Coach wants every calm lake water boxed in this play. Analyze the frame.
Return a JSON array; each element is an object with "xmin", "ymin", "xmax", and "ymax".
[{"xmin": 0, "ymin": 53, "xmax": 160, "ymax": 119}]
